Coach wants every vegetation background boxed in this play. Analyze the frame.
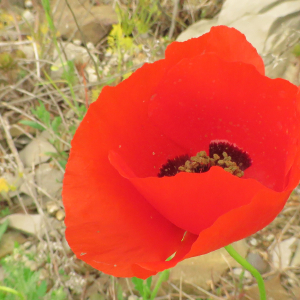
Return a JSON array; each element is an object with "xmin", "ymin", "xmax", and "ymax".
[{"xmin": 1, "ymin": 0, "xmax": 300, "ymax": 299}]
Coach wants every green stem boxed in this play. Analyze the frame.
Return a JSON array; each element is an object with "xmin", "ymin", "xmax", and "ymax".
[
  {"xmin": 150, "ymin": 269, "xmax": 169, "ymax": 300},
  {"xmin": 0, "ymin": 286, "xmax": 25, "ymax": 300},
  {"xmin": 224, "ymin": 244, "xmax": 266, "ymax": 300}
]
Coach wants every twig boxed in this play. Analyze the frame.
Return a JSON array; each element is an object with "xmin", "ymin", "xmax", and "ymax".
[
  {"xmin": 0, "ymin": 113, "xmax": 24, "ymax": 173},
  {"xmin": 32, "ymin": 41, "xmax": 41, "ymax": 78},
  {"xmin": 168, "ymin": 0, "xmax": 180, "ymax": 39},
  {"xmin": 64, "ymin": 0, "xmax": 101, "ymax": 82}
]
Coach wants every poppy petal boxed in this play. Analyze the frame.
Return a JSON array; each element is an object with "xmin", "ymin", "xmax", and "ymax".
[
  {"xmin": 149, "ymin": 54, "xmax": 300, "ymax": 192},
  {"xmin": 165, "ymin": 26, "xmax": 265, "ymax": 75},
  {"xmin": 133, "ymin": 186, "xmax": 291, "ymax": 274},
  {"xmin": 110, "ymin": 151, "xmax": 278, "ymax": 235},
  {"xmin": 63, "ymin": 60, "xmax": 188, "ymax": 278}
]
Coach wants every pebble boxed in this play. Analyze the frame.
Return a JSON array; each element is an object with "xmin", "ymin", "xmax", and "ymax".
[
  {"xmin": 249, "ymin": 237, "xmax": 258, "ymax": 246},
  {"xmin": 247, "ymin": 252, "xmax": 269, "ymax": 274},
  {"xmin": 73, "ymin": 39, "xmax": 82, "ymax": 46},
  {"xmin": 25, "ymin": 0, "xmax": 33, "ymax": 8},
  {"xmin": 22, "ymin": 10, "xmax": 35, "ymax": 23},
  {"xmin": 56, "ymin": 209, "xmax": 65, "ymax": 221},
  {"xmin": 265, "ymin": 234, "xmax": 275, "ymax": 242},
  {"xmin": 46, "ymin": 201, "xmax": 60, "ymax": 215},
  {"xmin": 128, "ymin": 296, "xmax": 139, "ymax": 300},
  {"xmin": 232, "ymin": 267, "xmax": 252, "ymax": 279}
]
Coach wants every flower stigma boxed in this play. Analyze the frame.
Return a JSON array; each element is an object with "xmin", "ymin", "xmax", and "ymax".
[{"xmin": 158, "ymin": 140, "xmax": 252, "ymax": 178}]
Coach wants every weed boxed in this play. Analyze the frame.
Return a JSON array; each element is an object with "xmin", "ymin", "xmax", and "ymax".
[{"xmin": 0, "ymin": 246, "xmax": 67, "ymax": 300}]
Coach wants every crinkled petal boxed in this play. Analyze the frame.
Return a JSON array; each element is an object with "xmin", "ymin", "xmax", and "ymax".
[
  {"xmin": 149, "ymin": 54, "xmax": 300, "ymax": 192},
  {"xmin": 63, "ymin": 60, "xmax": 187, "ymax": 278},
  {"xmin": 165, "ymin": 26, "xmax": 265, "ymax": 75},
  {"xmin": 110, "ymin": 151, "xmax": 269, "ymax": 234}
]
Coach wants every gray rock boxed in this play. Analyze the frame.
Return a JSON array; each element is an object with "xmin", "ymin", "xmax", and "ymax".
[
  {"xmin": 272, "ymin": 237, "xmax": 297, "ymax": 269},
  {"xmin": 177, "ymin": 0, "xmax": 300, "ymax": 85},
  {"xmin": 19, "ymin": 134, "xmax": 57, "ymax": 167},
  {"xmin": 218, "ymin": 0, "xmax": 293, "ymax": 25},
  {"xmin": 52, "ymin": 42, "xmax": 99, "ymax": 80},
  {"xmin": 35, "ymin": 163, "xmax": 63, "ymax": 198},
  {"xmin": 247, "ymin": 252, "xmax": 269, "ymax": 274},
  {"xmin": 52, "ymin": 0, "xmax": 118, "ymax": 45},
  {"xmin": 0, "ymin": 214, "xmax": 44, "ymax": 236},
  {"xmin": 171, "ymin": 239, "xmax": 248, "ymax": 288}
]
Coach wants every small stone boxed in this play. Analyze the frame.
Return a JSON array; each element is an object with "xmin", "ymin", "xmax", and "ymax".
[
  {"xmin": 265, "ymin": 234, "xmax": 275, "ymax": 242},
  {"xmin": 22, "ymin": 10, "xmax": 35, "ymax": 23},
  {"xmin": 247, "ymin": 252, "xmax": 269, "ymax": 274},
  {"xmin": 86, "ymin": 42, "xmax": 94, "ymax": 49},
  {"xmin": 249, "ymin": 237, "xmax": 258, "ymax": 246},
  {"xmin": 232, "ymin": 267, "xmax": 252, "ymax": 279},
  {"xmin": 272, "ymin": 237, "xmax": 297, "ymax": 269},
  {"xmin": 56, "ymin": 209, "xmax": 65, "ymax": 221},
  {"xmin": 73, "ymin": 39, "xmax": 82, "ymax": 46},
  {"xmin": 46, "ymin": 201, "xmax": 60, "ymax": 215},
  {"xmin": 25, "ymin": 0, "xmax": 33, "ymax": 8}
]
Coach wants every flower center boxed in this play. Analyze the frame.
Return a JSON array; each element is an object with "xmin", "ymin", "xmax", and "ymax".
[{"xmin": 158, "ymin": 140, "xmax": 251, "ymax": 178}]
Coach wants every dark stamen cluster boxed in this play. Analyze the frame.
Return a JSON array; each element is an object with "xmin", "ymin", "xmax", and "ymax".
[
  {"xmin": 178, "ymin": 151, "xmax": 244, "ymax": 177},
  {"xmin": 157, "ymin": 140, "xmax": 252, "ymax": 178},
  {"xmin": 158, "ymin": 154, "xmax": 190, "ymax": 178},
  {"xmin": 209, "ymin": 140, "xmax": 251, "ymax": 171}
]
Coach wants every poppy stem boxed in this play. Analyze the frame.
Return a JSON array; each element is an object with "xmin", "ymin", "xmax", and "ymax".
[{"xmin": 224, "ymin": 244, "xmax": 266, "ymax": 300}]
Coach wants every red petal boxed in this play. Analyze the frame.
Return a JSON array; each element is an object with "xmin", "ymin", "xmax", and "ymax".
[
  {"xmin": 63, "ymin": 60, "xmax": 186, "ymax": 278},
  {"xmin": 110, "ymin": 151, "xmax": 277, "ymax": 234},
  {"xmin": 149, "ymin": 54, "xmax": 300, "ymax": 192},
  {"xmin": 133, "ymin": 186, "xmax": 292, "ymax": 274},
  {"xmin": 165, "ymin": 26, "xmax": 265, "ymax": 75}
]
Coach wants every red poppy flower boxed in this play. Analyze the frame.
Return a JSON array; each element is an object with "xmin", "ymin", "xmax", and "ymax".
[{"xmin": 63, "ymin": 25, "xmax": 300, "ymax": 279}]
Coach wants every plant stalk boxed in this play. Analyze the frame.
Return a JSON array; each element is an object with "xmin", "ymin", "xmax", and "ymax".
[{"xmin": 224, "ymin": 244, "xmax": 266, "ymax": 300}]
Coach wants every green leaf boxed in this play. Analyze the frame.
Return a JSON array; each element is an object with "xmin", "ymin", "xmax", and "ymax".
[
  {"xmin": 0, "ymin": 219, "xmax": 9, "ymax": 241},
  {"xmin": 19, "ymin": 120, "xmax": 45, "ymax": 131},
  {"xmin": 51, "ymin": 116, "xmax": 62, "ymax": 134},
  {"xmin": 32, "ymin": 101, "xmax": 51, "ymax": 126},
  {"xmin": 58, "ymin": 160, "xmax": 67, "ymax": 170},
  {"xmin": 146, "ymin": 276, "xmax": 152, "ymax": 289},
  {"xmin": 131, "ymin": 277, "xmax": 144, "ymax": 296},
  {"xmin": 36, "ymin": 280, "xmax": 47, "ymax": 297}
]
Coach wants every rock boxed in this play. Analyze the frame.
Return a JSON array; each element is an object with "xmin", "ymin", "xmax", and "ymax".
[
  {"xmin": 272, "ymin": 237, "xmax": 297, "ymax": 269},
  {"xmin": 52, "ymin": 0, "xmax": 118, "ymax": 45},
  {"xmin": 25, "ymin": 0, "xmax": 33, "ymax": 9},
  {"xmin": 232, "ymin": 267, "xmax": 252, "ymax": 279},
  {"xmin": 170, "ymin": 239, "xmax": 248, "ymax": 288},
  {"xmin": 51, "ymin": 42, "xmax": 99, "ymax": 80},
  {"xmin": 19, "ymin": 170, "xmax": 37, "ymax": 199},
  {"xmin": 0, "ymin": 214, "xmax": 44, "ymax": 236},
  {"xmin": 176, "ymin": 19, "xmax": 217, "ymax": 42},
  {"xmin": 56, "ymin": 209, "xmax": 65, "ymax": 221},
  {"xmin": 177, "ymin": 0, "xmax": 300, "ymax": 85},
  {"xmin": 19, "ymin": 134, "xmax": 57, "ymax": 167},
  {"xmin": 249, "ymin": 237, "xmax": 258, "ymax": 246},
  {"xmin": 46, "ymin": 200, "xmax": 60, "ymax": 215},
  {"xmin": 247, "ymin": 252, "xmax": 269, "ymax": 274},
  {"xmin": 35, "ymin": 163, "xmax": 63, "ymax": 198},
  {"xmin": 218, "ymin": 0, "xmax": 286, "ymax": 25},
  {"xmin": 22, "ymin": 9, "xmax": 34, "ymax": 23},
  {"xmin": 0, "ymin": 231, "xmax": 27, "ymax": 258}
]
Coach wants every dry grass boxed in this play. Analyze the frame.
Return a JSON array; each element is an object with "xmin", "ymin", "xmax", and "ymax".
[{"xmin": 1, "ymin": 0, "xmax": 300, "ymax": 300}]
